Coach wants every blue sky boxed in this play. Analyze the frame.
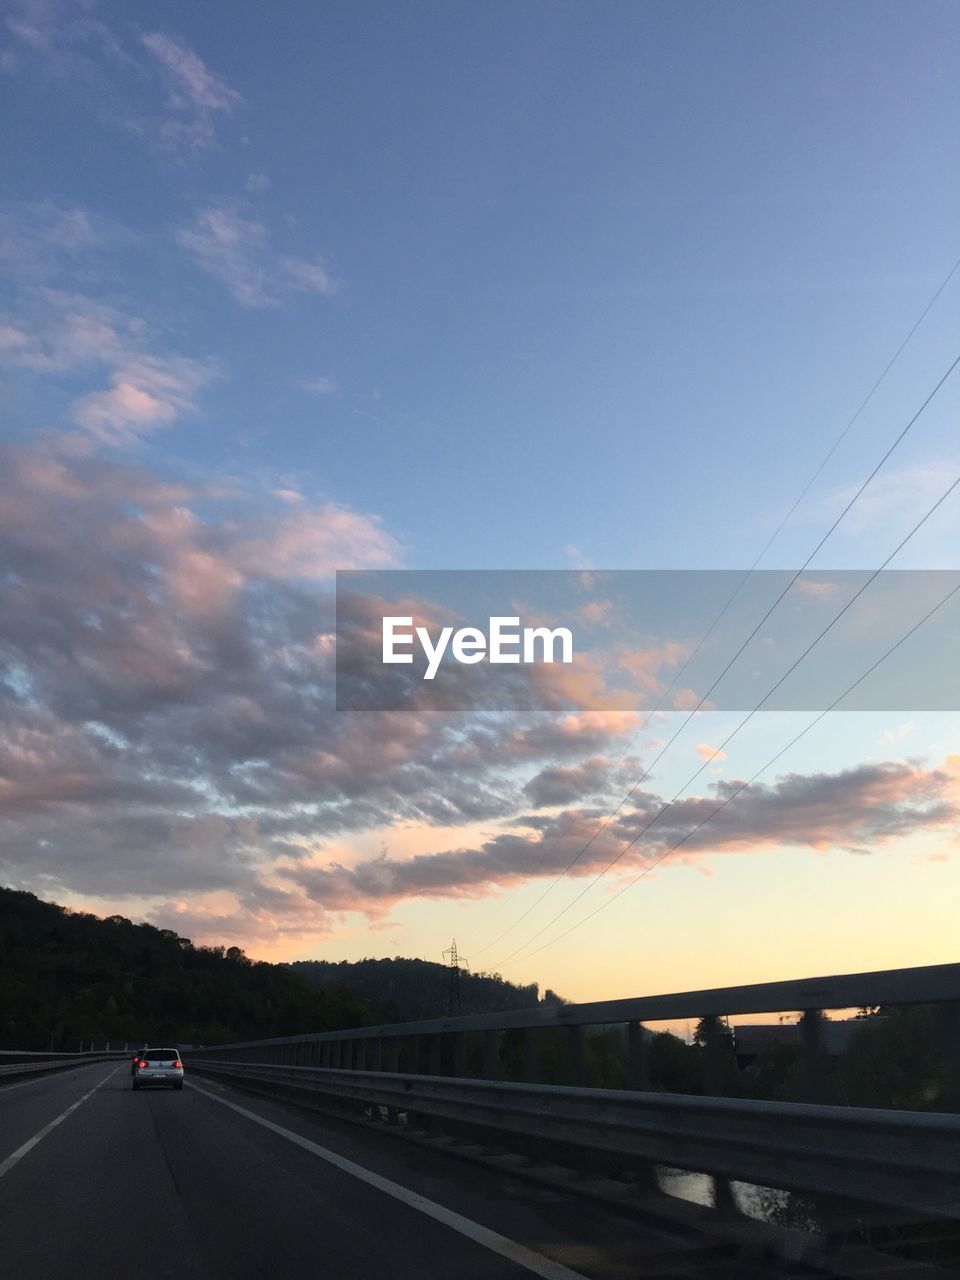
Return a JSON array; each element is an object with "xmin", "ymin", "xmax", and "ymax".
[{"xmin": 1, "ymin": 1, "xmax": 959, "ymax": 998}]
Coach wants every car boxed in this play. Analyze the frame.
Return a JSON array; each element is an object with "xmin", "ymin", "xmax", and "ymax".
[
  {"xmin": 130, "ymin": 1050, "xmax": 145, "ymax": 1076},
  {"xmin": 132, "ymin": 1048, "xmax": 184, "ymax": 1091}
]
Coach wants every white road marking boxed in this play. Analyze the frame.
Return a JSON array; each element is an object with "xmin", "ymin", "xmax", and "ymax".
[
  {"xmin": 189, "ymin": 1082, "xmax": 590, "ymax": 1280},
  {"xmin": 0, "ymin": 1066, "xmax": 119, "ymax": 1180}
]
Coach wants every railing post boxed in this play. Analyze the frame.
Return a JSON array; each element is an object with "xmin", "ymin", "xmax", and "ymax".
[
  {"xmin": 938, "ymin": 1001, "xmax": 960, "ymax": 1110},
  {"xmin": 428, "ymin": 1034, "xmax": 442, "ymax": 1077},
  {"xmin": 372, "ymin": 1037, "xmax": 383, "ymax": 1072},
  {"xmin": 482, "ymin": 1029, "xmax": 503, "ymax": 1080},
  {"xmin": 701, "ymin": 1015, "xmax": 730, "ymax": 1096},
  {"xmin": 567, "ymin": 1024, "xmax": 585, "ymax": 1086},
  {"xmin": 386, "ymin": 1037, "xmax": 400, "ymax": 1074},
  {"xmin": 627, "ymin": 1020, "xmax": 649, "ymax": 1090},
  {"xmin": 625, "ymin": 1020, "xmax": 659, "ymax": 1191},
  {"xmin": 701, "ymin": 1015, "xmax": 737, "ymax": 1216},
  {"xmin": 453, "ymin": 1031, "xmax": 468, "ymax": 1078},
  {"xmin": 800, "ymin": 1009, "xmax": 829, "ymax": 1103},
  {"xmin": 405, "ymin": 1035, "xmax": 420, "ymax": 1074},
  {"xmin": 521, "ymin": 1026, "xmax": 539, "ymax": 1083}
]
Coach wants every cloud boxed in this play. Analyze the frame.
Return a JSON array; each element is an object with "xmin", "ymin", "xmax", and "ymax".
[
  {"xmin": 0, "ymin": 200, "xmax": 105, "ymax": 279},
  {"xmin": 72, "ymin": 354, "xmax": 213, "ymax": 444},
  {"xmin": 141, "ymin": 32, "xmax": 240, "ymax": 115},
  {"xmin": 4, "ymin": 0, "xmax": 130, "ymax": 81},
  {"xmin": 177, "ymin": 204, "xmax": 338, "ymax": 307},
  {"xmin": 879, "ymin": 720, "xmax": 919, "ymax": 746},
  {"xmin": 136, "ymin": 31, "xmax": 240, "ymax": 152},
  {"xmin": 277, "ymin": 757, "xmax": 960, "ymax": 917},
  {"xmin": 697, "ymin": 743, "xmax": 727, "ymax": 761},
  {"xmin": 2, "ymin": 439, "xmax": 956, "ymax": 948},
  {"xmin": 0, "ymin": 288, "xmax": 215, "ymax": 442},
  {"xmin": 813, "ymin": 463, "xmax": 960, "ymax": 551},
  {"xmin": 300, "ymin": 375, "xmax": 338, "ymax": 396},
  {"xmin": 0, "ymin": 441, "xmax": 661, "ymax": 932},
  {"xmin": 523, "ymin": 756, "xmax": 638, "ymax": 808},
  {"xmin": 793, "ymin": 579, "xmax": 842, "ymax": 601},
  {"xmin": 245, "ymin": 173, "xmax": 272, "ymax": 193},
  {"xmin": 577, "ymin": 599, "xmax": 615, "ymax": 629},
  {"xmin": 0, "ymin": 290, "xmax": 134, "ymax": 373},
  {"xmin": 5, "ymin": 8, "xmax": 239, "ymax": 155}
]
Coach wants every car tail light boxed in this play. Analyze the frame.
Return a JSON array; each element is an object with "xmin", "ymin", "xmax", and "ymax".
[
  {"xmin": 173, "ymin": 1060, "xmax": 182, "ymax": 1069},
  {"xmin": 138, "ymin": 1060, "xmax": 148, "ymax": 1068}
]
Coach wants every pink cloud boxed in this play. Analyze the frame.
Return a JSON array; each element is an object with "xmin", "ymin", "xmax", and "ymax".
[{"xmin": 72, "ymin": 355, "xmax": 213, "ymax": 443}]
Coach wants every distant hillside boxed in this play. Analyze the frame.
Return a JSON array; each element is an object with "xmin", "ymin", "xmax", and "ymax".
[
  {"xmin": 290, "ymin": 956, "xmax": 559, "ymax": 1022},
  {"xmin": 0, "ymin": 886, "xmax": 375, "ymax": 1052}
]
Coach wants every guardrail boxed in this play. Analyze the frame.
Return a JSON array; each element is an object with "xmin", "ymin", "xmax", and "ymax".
[
  {"xmin": 184, "ymin": 961, "xmax": 960, "ymax": 1229},
  {"xmin": 186, "ymin": 961, "xmax": 960, "ymax": 1104},
  {"xmin": 184, "ymin": 1057, "xmax": 960, "ymax": 1221},
  {"xmin": 0, "ymin": 1051, "xmax": 127, "ymax": 1082}
]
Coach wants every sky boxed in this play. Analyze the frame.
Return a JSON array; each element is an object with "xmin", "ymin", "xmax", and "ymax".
[{"xmin": 1, "ymin": 0, "xmax": 959, "ymax": 1006}]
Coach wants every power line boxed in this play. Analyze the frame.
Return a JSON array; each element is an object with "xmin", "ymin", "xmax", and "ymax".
[
  {"xmin": 502, "ymin": 571, "xmax": 960, "ymax": 968},
  {"xmin": 480, "ymin": 348, "xmax": 960, "ymax": 965},
  {"xmin": 469, "ymin": 257, "xmax": 960, "ymax": 961},
  {"xmin": 492, "ymin": 462, "xmax": 960, "ymax": 967}
]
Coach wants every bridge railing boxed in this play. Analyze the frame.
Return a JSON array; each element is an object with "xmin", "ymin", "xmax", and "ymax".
[
  {"xmin": 183, "ymin": 962, "xmax": 960, "ymax": 1226},
  {"xmin": 185, "ymin": 960, "xmax": 960, "ymax": 1104},
  {"xmin": 181, "ymin": 1057, "xmax": 960, "ymax": 1222}
]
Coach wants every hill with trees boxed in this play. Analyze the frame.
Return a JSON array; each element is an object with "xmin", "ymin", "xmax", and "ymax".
[
  {"xmin": 290, "ymin": 956, "xmax": 550, "ymax": 1022},
  {"xmin": 0, "ymin": 886, "xmax": 376, "ymax": 1052}
]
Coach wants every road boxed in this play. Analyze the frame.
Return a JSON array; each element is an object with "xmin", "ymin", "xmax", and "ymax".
[{"xmin": 0, "ymin": 1063, "xmax": 740, "ymax": 1280}]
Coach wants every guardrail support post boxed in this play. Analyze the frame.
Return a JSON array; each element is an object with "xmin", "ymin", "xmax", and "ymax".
[
  {"xmin": 387, "ymin": 1037, "xmax": 400, "ymax": 1074},
  {"xmin": 521, "ymin": 1026, "xmax": 539, "ymax": 1083},
  {"xmin": 627, "ymin": 1020, "xmax": 649, "ymax": 1090},
  {"xmin": 567, "ymin": 1024, "xmax": 585, "ymax": 1086},
  {"xmin": 702, "ymin": 1014, "xmax": 735, "ymax": 1097},
  {"xmin": 372, "ymin": 1037, "xmax": 383, "ymax": 1072},
  {"xmin": 482, "ymin": 1030, "xmax": 502, "ymax": 1080},
  {"xmin": 939, "ymin": 1001, "xmax": 960, "ymax": 1110},
  {"xmin": 701, "ymin": 1015, "xmax": 738, "ymax": 1216},
  {"xmin": 428, "ymin": 1034, "xmax": 442, "ymax": 1077},
  {"xmin": 800, "ymin": 1009, "xmax": 829, "ymax": 1103},
  {"xmin": 453, "ymin": 1031, "xmax": 468, "ymax": 1078}
]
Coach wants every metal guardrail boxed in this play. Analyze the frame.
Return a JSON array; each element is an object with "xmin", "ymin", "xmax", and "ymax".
[
  {"xmin": 186, "ymin": 1058, "xmax": 960, "ymax": 1221},
  {"xmin": 183, "ymin": 961, "xmax": 960, "ymax": 1227},
  {"xmin": 0, "ymin": 1052, "xmax": 125, "ymax": 1082},
  {"xmin": 186, "ymin": 961, "xmax": 960, "ymax": 1101},
  {"xmin": 187, "ymin": 960, "xmax": 960, "ymax": 1047}
]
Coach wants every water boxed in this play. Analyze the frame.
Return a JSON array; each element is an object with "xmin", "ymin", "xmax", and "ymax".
[{"xmin": 657, "ymin": 1167, "xmax": 795, "ymax": 1225}]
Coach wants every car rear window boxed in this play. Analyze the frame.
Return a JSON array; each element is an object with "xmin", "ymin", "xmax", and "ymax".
[{"xmin": 143, "ymin": 1049, "xmax": 179, "ymax": 1060}]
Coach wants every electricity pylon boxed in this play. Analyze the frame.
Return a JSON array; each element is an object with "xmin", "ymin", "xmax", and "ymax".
[{"xmin": 443, "ymin": 939, "xmax": 469, "ymax": 1016}]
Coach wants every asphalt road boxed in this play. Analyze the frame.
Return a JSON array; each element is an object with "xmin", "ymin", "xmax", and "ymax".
[{"xmin": 0, "ymin": 1063, "xmax": 712, "ymax": 1280}]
